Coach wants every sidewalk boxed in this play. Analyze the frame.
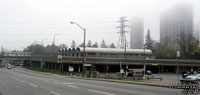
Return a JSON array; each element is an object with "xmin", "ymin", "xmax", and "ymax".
[
  {"xmin": 148, "ymin": 74, "xmax": 182, "ymax": 85},
  {"xmin": 22, "ymin": 68, "xmax": 171, "ymax": 88}
]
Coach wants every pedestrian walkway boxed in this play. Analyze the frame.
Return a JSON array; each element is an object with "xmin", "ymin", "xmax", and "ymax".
[{"xmin": 147, "ymin": 74, "xmax": 182, "ymax": 85}]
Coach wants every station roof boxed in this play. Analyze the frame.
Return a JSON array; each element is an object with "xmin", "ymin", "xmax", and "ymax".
[{"xmin": 79, "ymin": 47, "xmax": 152, "ymax": 54}]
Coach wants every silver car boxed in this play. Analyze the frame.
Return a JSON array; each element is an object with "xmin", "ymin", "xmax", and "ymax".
[{"xmin": 185, "ymin": 75, "xmax": 198, "ymax": 80}]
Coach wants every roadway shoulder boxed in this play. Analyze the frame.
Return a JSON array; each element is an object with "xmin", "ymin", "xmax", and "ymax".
[{"xmin": 22, "ymin": 68, "xmax": 169, "ymax": 88}]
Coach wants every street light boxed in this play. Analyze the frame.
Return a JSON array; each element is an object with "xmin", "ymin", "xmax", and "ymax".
[
  {"xmin": 143, "ymin": 44, "xmax": 146, "ymax": 76},
  {"xmin": 70, "ymin": 22, "xmax": 86, "ymax": 74},
  {"xmin": 42, "ymin": 38, "xmax": 48, "ymax": 46},
  {"xmin": 52, "ymin": 34, "xmax": 61, "ymax": 56},
  {"xmin": 52, "ymin": 34, "xmax": 61, "ymax": 45}
]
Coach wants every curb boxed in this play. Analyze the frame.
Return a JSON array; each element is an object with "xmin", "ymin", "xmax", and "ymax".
[
  {"xmin": 71, "ymin": 77, "xmax": 169, "ymax": 88},
  {"xmin": 22, "ymin": 68, "xmax": 65, "ymax": 77},
  {"xmin": 22, "ymin": 68, "xmax": 169, "ymax": 88}
]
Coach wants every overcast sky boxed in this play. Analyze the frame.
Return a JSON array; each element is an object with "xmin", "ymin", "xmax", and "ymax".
[{"xmin": 0, "ymin": 0, "xmax": 199, "ymax": 50}]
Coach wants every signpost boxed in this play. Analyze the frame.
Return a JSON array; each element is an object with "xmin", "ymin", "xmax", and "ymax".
[{"xmin": 177, "ymin": 51, "xmax": 180, "ymax": 84}]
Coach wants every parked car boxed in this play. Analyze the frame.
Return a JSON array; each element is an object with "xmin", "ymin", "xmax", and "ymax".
[
  {"xmin": 146, "ymin": 70, "xmax": 152, "ymax": 75},
  {"xmin": 194, "ymin": 74, "xmax": 200, "ymax": 80},
  {"xmin": 185, "ymin": 75, "xmax": 198, "ymax": 81},
  {"xmin": 182, "ymin": 71, "xmax": 191, "ymax": 79},
  {"xmin": 7, "ymin": 65, "xmax": 12, "ymax": 69}
]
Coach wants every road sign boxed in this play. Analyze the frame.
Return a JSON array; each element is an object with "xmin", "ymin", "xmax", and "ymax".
[
  {"xmin": 106, "ymin": 66, "xmax": 109, "ymax": 71},
  {"xmin": 69, "ymin": 65, "xmax": 74, "ymax": 72},
  {"xmin": 57, "ymin": 55, "xmax": 62, "ymax": 59},
  {"xmin": 177, "ymin": 51, "xmax": 180, "ymax": 57},
  {"xmin": 120, "ymin": 69, "xmax": 124, "ymax": 73},
  {"xmin": 83, "ymin": 64, "xmax": 91, "ymax": 66}
]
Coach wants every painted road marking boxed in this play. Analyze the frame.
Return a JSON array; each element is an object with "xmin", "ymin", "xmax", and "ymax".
[
  {"xmin": 67, "ymin": 85, "xmax": 78, "ymax": 88},
  {"xmin": 29, "ymin": 84, "xmax": 38, "ymax": 88},
  {"xmin": 53, "ymin": 82, "xmax": 60, "ymax": 84},
  {"xmin": 62, "ymin": 83, "xmax": 73, "ymax": 85},
  {"xmin": 50, "ymin": 91, "xmax": 61, "ymax": 95},
  {"xmin": 20, "ymin": 80, "xmax": 24, "ymax": 83},
  {"xmin": 79, "ymin": 83, "xmax": 160, "ymax": 95},
  {"xmin": 88, "ymin": 89, "xmax": 115, "ymax": 95}
]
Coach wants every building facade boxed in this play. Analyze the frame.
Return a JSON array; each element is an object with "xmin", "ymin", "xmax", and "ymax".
[
  {"xmin": 130, "ymin": 17, "xmax": 144, "ymax": 49},
  {"xmin": 160, "ymin": 3, "xmax": 193, "ymax": 46}
]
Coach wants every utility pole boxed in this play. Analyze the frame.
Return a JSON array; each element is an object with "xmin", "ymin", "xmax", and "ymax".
[
  {"xmin": 143, "ymin": 44, "xmax": 146, "ymax": 75},
  {"xmin": 117, "ymin": 16, "xmax": 128, "ymax": 77},
  {"xmin": 70, "ymin": 22, "xmax": 86, "ymax": 77},
  {"xmin": 177, "ymin": 51, "xmax": 180, "ymax": 85},
  {"xmin": 117, "ymin": 16, "xmax": 128, "ymax": 49}
]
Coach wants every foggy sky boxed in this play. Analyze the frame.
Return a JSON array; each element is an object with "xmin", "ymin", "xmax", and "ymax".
[{"xmin": 0, "ymin": 0, "xmax": 199, "ymax": 50}]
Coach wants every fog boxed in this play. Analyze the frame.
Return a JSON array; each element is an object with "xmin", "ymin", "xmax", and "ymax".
[{"xmin": 0, "ymin": 0, "xmax": 199, "ymax": 50}]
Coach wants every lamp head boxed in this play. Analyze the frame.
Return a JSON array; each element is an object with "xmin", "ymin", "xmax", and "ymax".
[{"xmin": 70, "ymin": 22, "xmax": 75, "ymax": 24}]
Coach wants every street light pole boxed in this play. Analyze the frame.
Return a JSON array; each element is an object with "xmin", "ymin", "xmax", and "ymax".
[
  {"xmin": 42, "ymin": 38, "xmax": 48, "ymax": 46},
  {"xmin": 70, "ymin": 22, "xmax": 86, "ymax": 75},
  {"xmin": 144, "ymin": 44, "xmax": 146, "ymax": 75},
  {"xmin": 53, "ymin": 34, "xmax": 61, "ymax": 45},
  {"xmin": 52, "ymin": 34, "xmax": 61, "ymax": 56},
  {"xmin": 124, "ymin": 35, "xmax": 127, "ymax": 77}
]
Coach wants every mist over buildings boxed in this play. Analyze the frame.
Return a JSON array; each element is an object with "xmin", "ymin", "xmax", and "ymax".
[{"xmin": 0, "ymin": 0, "xmax": 199, "ymax": 50}]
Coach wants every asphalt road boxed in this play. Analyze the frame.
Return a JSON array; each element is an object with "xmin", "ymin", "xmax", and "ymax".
[{"xmin": 0, "ymin": 67, "xmax": 181, "ymax": 95}]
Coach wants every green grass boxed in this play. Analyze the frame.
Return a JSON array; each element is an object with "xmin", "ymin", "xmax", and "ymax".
[
  {"xmin": 26, "ymin": 67, "xmax": 147, "ymax": 82},
  {"xmin": 26, "ymin": 67, "xmax": 67, "ymax": 76}
]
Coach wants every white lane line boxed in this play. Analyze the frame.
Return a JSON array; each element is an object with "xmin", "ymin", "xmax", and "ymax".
[
  {"xmin": 29, "ymin": 84, "xmax": 38, "ymax": 88},
  {"xmin": 62, "ymin": 83, "xmax": 73, "ymax": 85},
  {"xmin": 9, "ymin": 76, "xmax": 14, "ymax": 79},
  {"xmin": 53, "ymin": 82, "xmax": 60, "ymax": 84},
  {"xmin": 38, "ymin": 78, "xmax": 44, "ymax": 80},
  {"xmin": 50, "ymin": 91, "xmax": 61, "ymax": 95},
  {"xmin": 67, "ymin": 85, "xmax": 78, "ymax": 88},
  {"xmin": 88, "ymin": 89, "xmax": 116, "ymax": 95},
  {"xmin": 20, "ymin": 80, "xmax": 24, "ymax": 83},
  {"xmin": 14, "ymin": 78, "xmax": 19, "ymax": 81}
]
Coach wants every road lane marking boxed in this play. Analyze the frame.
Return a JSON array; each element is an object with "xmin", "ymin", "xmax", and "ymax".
[
  {"xmin": 67, "ymin": 85, "xmax": 78, "ymax": 88},
  {"xmin": 20, "ymin": 80, "xmax": 24, "ymax": 83},
  {"xmin": 50, "ymin": 91, "xmax": 61, "ymax": 95},
  {"xmin": 88, "ymin": 89, "xmax": 115, "ymax": 95},
  {"xmin": 53, "ymin": 82, "xmax": 60, "ymax": 84},
  {"xmin": 62, "ymin": 83, "xmax": 73, "ymax": 85},
  {"xmin": 78, "ymin": 83, "xmax": 160, "ymax": 95},
  {"xmin": 29, "ymin": 84, "xmax": 38, "ymax": 88},
  {"xmin": 14, "ymin": 78, "xmax": 19, "ymax": 81}
]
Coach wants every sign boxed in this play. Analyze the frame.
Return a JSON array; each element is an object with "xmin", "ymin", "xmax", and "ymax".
[
  {"xmin": 106, "ymin": 66, "xmax": 109, "ymax": 71},
  {"xmin": 177, "ymin": 51, "xmax": 180, "ymax": 57},
  {"xmin": 83, "ymin": 64, "xmax": 91, "ymax": 66},
  {"xmin": 152, "ymin": 64, "xmax": 158, "ymax": 66},
  {"xmin": 57, "ymin": 55, "xmax": 62, "ymax": 59},
  {"xmin": 69, "ymin": 65, "xmax": 74, "ymax": 72},
  {"xmin": 120, "ymin": 69, "xmax": 124, "ymax": 73}
]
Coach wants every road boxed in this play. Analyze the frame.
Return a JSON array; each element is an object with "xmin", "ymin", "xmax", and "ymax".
[{"xmin": 0, "ymin": 67, "xmax": 181, "ymax": 95}]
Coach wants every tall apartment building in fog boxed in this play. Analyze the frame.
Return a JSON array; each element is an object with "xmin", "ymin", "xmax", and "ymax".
[
  {"xmin": 130, "ymin": 17, "xmax": 144, "ymax": 49},
  {"xmin": 160, "ymin": 3, "xmax": 193, "ymax": 46},
  {"xmin": 193, "ymin": 22, "xmax": 199, "ymax": 41}
]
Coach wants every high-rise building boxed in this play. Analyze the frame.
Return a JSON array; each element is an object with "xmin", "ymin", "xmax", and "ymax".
[
  {"xmin": 193, "ymin": 21, "xmax": 199, "ymax": 41},
  {"xmin": 160, "ymin": 3, "xmax": 193, "ymax": 46},
  {"xmin": 130, "ymin": 17, "xmax": 144, "ymax": 49}
]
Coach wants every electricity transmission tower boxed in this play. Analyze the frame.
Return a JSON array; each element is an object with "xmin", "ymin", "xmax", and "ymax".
[{"xmin": 117, "ymin": 16, "xmax": 128, "ymax": 49}]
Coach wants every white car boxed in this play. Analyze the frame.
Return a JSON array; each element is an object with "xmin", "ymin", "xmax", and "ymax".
[
  {"xmin": 194, "ymin": 74, "xmax": 200, "ymax": 80},
  {"xmin": 185, "ymin": 75, "xmax": 198, "ymax": 80}
]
